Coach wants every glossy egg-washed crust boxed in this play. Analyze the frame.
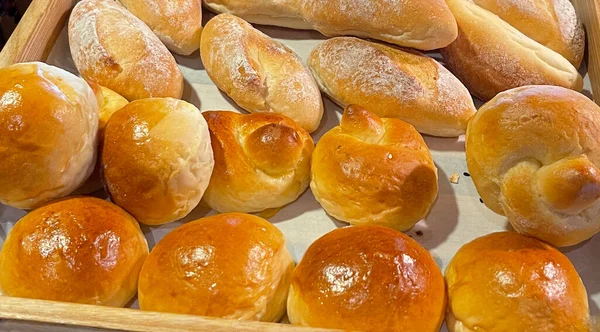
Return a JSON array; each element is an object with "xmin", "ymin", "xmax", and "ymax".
[
  {"xmin": 466, "ymin": 86, "xmax": 600, "ymax": 247},
  {"xmin": 288, "ymin": 225, "xmax": 446, "ymax": 331},
  {"xmin": 138, "ymin": 213, "xmax": 294, "ymax": 321},
  {"xmin": 0, "ymin": 197, "xmax": 149, "ymax": 306},
  {"xmin": 445, "ymin": 232, "xmax": 589, "ymax": 332},
  {"xmin": 202, "ymin": 111, "xmax": 314, "ymax": 213},
  {"xmin": 311, "ymin": 105, "xmax": 438, "ymax": 230}
]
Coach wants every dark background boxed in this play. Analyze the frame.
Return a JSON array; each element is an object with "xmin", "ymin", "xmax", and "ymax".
[{"xmin": 0, "ymin": 0, "xmax": 32, "ymax": 50}]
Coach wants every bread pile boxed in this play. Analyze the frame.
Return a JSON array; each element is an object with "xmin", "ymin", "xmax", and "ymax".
[{"xmin": 0, "ymin": 0, "xmax": 597, "ymax": 330}]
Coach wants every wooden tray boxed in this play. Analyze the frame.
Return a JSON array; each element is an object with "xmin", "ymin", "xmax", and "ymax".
[{"xmin": 1, "ymin": 0, "xmax": 600, "ymax": 331}]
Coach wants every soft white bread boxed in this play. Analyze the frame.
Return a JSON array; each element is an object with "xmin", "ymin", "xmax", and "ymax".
[
  {"xmin": 139, "ymin": 213, "xmax": 294, "ymax": 322},
  {"xmin": 445, "ymin": 232, "xmax": 590, "ymax": 332},
  {"xmin": 0, "ymin": 197, "xmax": 149, "ymax": 307},
  {"xmin": 288, "ymin": 225, "xmax": 445, "ymax": 331},
  {"xmin": 441, "ymin": 0, "xmax": 583, "ymax": 101},
  {"xmin": 120, "ymin": 0, "xmax": 202, "ymax": 55},
  {"xmin": 202, "ymin": 111, "xmax": 313, "ymax": 214},
  {"xmin": 0, "ymin": 62, "xmax": 98, "ymax": 209},
  {"xmin": 69, "ymin": 0, "xmax": 183, "ymax": 101},
  {"xmin": 202, "ymin": 0, "xmax": 458, "ymax": 50},
  {"xmin": 308, "ymin": 37, "xmax": 476, "ymax": 137},
  {"xmin": 310, "ymin": 105, "xmax": 438, "ymax": 231},
  {"xmin": 466, "ymin": 86, "xmax": 600, "ymax": 247},
  {"xmin": 103, "ymin": 98, "xmax": 214, "ymax": 225},
  {"xmin": 200, "ymin": 14, "xmax": 323, "ymax": 133}
]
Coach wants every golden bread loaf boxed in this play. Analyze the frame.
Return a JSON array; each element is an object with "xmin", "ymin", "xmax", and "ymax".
[
  {"xmin": 0, "ymin": 197, "xmax": 149, "ymax": 307},
  {"xmin": 466, "ymin": 85, "xmax": 600, "ymax": 247},
  {"xmin": 200, "ymin": 14, "xmax": 323, "ymax": 133},
  {"xmin": 202, "ymin": 111, "xmax": 313, "ymax": 213},
  {"xmin": 0, "ymin": 62, "xmax": 98, "ymax": 209},
  {"xmin": 138, "ymin": 213, "xmax": 293, "ymax": 321},
  {"xmin": 311, "ymin": 105, "xmax": 438, "ymax": 230},
  {"xmin": 446, "ymin": 232, "xmax": 590, "ymax": 332},
  {"xmin": 103, "ymin": 98, "xmax": 214, "ymax": 225}
]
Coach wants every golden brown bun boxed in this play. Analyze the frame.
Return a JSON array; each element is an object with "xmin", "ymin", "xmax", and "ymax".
[
  {"xmin": 441, "ymin": 0, "xmax": 583, "ymax": 101},
  {"xmin": 202, "ymin": 111, "xmax": 313, "ymax": 213},
  {"xmin": 308, "ymin": 37, "xmax": 476, "ymax": 137},
  {"xmin": 138, "ymin": 213, "xmax": 293, "ymax": 321},
  {"xmin": 0, "ymin": 62, "xmax": 98, "ymax": 209},
  {"xmin": 311, "ymin": 105, "xmax": 438, "ymax": 231},
  {"xmin": 120, "ymin": 0, "xmax": 202, "ymax": 55},
  {"xmin": 69, "ymin": 0, "xmax": 183, "ymax": 101},
  {"xmin": 445, "ymin": 232, "xmax": 589, "ymax": 332},
  {"xmin": 202, "ymin": 0, "xmax": 458, "ymax": 50},
  {"xmin": 288, "ymin": 225, "xmax": 445, "ymax": 331},
  {"xmin": 103, "ymin": 98, "xmax": 214, "ymax": 225},
  {"xmin": 466, "ymin": 85, "xmax": 600, "ymax": 247},
  {"xmin": 200, "ymin": 14, "xmax": 323, "ymax": 133},
  {"xmin": 0, "ymin": 197, "xmax": 149, "ymax": 307}
]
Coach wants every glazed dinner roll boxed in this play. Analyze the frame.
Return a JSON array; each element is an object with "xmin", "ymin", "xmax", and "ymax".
[
  {"xmin": 311, "ymin": 105, "xmax": 438, "ymax": 231},
  {"xmin": 138, "ymin": 213, "xmax": 294, "ymax": 321},
  {"xmin": 0, "ymin": 62, "xmax": 98, "ymax": 209},
  {"xmin": 441, "ymin": 0, "xmax": 583, "ymax": 101},
  {"xmin": 203, "ymin": 0, "xmax": 458, "ymax": 50},
  {"xmin": 69, "ymin": 0, "xmax": 183, "ymax": 101},
  {"xmin": 308, "ymin": 37, "xmax": 476, "ymax": 137},
  {"xmin": 0, "ymin": 197, "xmax": 149, "ymax": 307},
  {"xmin": 466, "ymin": 86, "xmax": 600, "ymax": 247},
  {"xmin": 200, "ymin": 14, "xmax": 324, "ymax": 133},
  {"xmin": 288, "ymin": 225, "xmax": 445, "ymax": 331},
  {"xmin": 103, "ymin": 98, "xmax": 214, "ymax": 226},
  {"xmin": 120, "ymin": 0, "xmax": 202, "ymax": 55},
  {"xmin": 445, "ymin": 232, "xmax": 590, "ymax": 332},
  {"xmin": 202, "ymin": 111, "xmax": 313, "ymax": 213}
]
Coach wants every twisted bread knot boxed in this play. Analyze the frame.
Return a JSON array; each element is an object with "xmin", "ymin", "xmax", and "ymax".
[
  {"xmin": 203, "ymin": 111, "xmax": 314, "ymax": 213},
  {"xmin": 466, "ymin": 85, "xmax": 600, "ymax": 247}
]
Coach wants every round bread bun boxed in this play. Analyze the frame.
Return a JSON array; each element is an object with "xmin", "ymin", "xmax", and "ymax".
[
  {"xmin": 103, "ymin": 98, "xmax": 214, "ymax": 225},
  {"xmin": 138, "ymin": 213, "xmax": 294, "ymax": 321},
  {"xmin": 466, "ymin": 85, "xmax": 600, "ymax": 247},
  {"xmin": 202, "ymin": 111, "xmax": 314, "ymax": 213},
  {"xmin": 0, "ymin": 62, "xmax": 98, "ymax": 209},
  {"xmin": 310, "ymin": 105, "xmax": 438, "ymax": 230},
  {"xmin": 0, "ymin": 196, "xmax": 149, "ymax": 306},
  {"xmin": 287, "ymin": 225, "xmax": 445, "ymax": 331},
  {"xmin": 445, "ymin": 232, "xmax": 590, "ymax": 332}
]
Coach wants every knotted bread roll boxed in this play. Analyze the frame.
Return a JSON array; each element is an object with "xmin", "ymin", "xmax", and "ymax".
[
  {"xmin": 202, "ymin": 0, "xmax": 458, "ymax": 50},
  {"xmin": 311, "ymin": 105, "xmax": 438, "ymax": 231},
  {"xmin": 446, "ymin": 232, "xmax": 590, "ymax": 332},
  {"xmin": 200, "ymin": 13, "xmax": 323, "ymax": 133},
  {"xmin": 442, "ymin": 0, "xmax": 583, "ymax": 100},
  {"xmin": 202, "ymin": 111, "xmax": 314, "ymax": 214},
  {"xmin": 466, "ymin": 85, "xmax": 600, "ymax": 247},
  {"xmin": 308, "ymin": 37, "xmax": 476, "ymax": 137}
]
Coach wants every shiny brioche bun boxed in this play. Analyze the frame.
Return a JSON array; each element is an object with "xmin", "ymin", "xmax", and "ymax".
[
  {"xmin": 138, "ymin": 213, "xmax": 294, "ymax": 321},
  {"xmin": 0, "ymin": 62, "xmax": 98, "ymax": 209},
  {"xmin": 0, "ymin": 197, "xmax": 149, "ymax": 306}
]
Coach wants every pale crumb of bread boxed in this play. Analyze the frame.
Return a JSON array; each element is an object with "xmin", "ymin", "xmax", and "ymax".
[{"xmin": 450, "ymin": 173, "xmax": 460, "ymax": 184}]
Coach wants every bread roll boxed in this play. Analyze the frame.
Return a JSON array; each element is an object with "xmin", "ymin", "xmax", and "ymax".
[
  {"xmin": 446, "ymin": 232, "xmax": 590, "ymax": 332},
  {"xmin": 288, "ymin": 225, "xmax": 445, "ymax": 331},
  {"xmin": 0, "ymin": 62, "xmax": 98, "ymax": 209},
  {"xmin": 200, "ymin": 14, "xmax": 323, "ymax": 133},
  {"xmin": 202, "ymin": 111, "xmax": 313, "ymax": 213},
  {"xmin": 120, "ymin": 0, "xmax": 202, "ymax": 55},
  {"xmin": 103, "ymin": 98, "xmax": 214, "ymax": 225},
  {"xmin": 441, "ymin": 0, "xmax": 583, "ymax": 101},
  {"xmin": 308, "ymin": 37, "xmax": 476, "ymax": 137},
  {"xmin": 138, "ymin": 213, "xmax": 293, "ymax": 321},
  {"xmin": 0, "ymin": 197, "xmax": 149, "ymax": 307},
  {"xmin": 311, "ymin": 105, "xmax": 438, "ymax": 230},
  {"xmin": 202, "ymin": 0, "xmax": 458, "ymax": 50},
  {"xmin": 69, "ymin": 0, "xmax": 183, "ymax": 101},
  {"xmin": 466, "ymin": 85, "xmax": 600, "ymax": 247}
]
